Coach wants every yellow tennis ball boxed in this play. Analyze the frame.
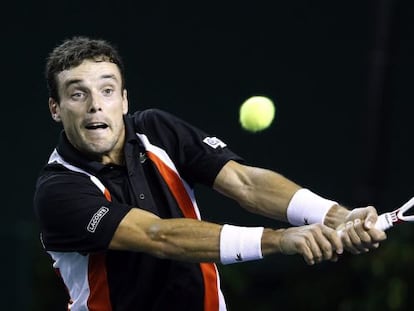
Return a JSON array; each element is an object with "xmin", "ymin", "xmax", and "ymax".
[{"xmin": 239, "ymin": 96, "xmax": 275, "ymax": 132}]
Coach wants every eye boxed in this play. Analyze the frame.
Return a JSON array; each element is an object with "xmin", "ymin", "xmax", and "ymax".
[
  {"xmin": 71, "ymin": 91, "xmax": 86, "ymax": 101},
  {"xmin": 102, "ymin": 87, "xmax": 114, "ymax": 96}
]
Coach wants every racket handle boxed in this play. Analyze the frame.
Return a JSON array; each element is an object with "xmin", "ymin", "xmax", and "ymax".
[
  {"xmin": 374, "ymin": 213, "xmax": 393, "ymax": 231},
  {"xmin": 337, "ymin": 213, "xmax": 390, "ymax": 237}
]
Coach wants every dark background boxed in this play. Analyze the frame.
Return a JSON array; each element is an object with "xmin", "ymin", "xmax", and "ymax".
[{"xmin": 3, "ymin": 0, "xmax": 414, "ymax": 310}]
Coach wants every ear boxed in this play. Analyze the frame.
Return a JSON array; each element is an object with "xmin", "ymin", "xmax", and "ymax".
[
  {"xmin": 122, "ymin": 89, "xmax": 129, "ymax": 115},
  {"xmin": 49, "ymin": 98, "xmax": 62, "ymax": 122}
]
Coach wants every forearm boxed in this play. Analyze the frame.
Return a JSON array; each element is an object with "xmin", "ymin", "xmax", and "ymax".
[
  {"xmin": 214, "ymin": 161, "xmax": 350, "ymax": 229},
  {"xmin": 111, "ymin": 208, "xmax": 284, "ymax": 263},
  {"xmin": 239, "ymin": 174, "xmax": 344, "ymax": 227},
  {"xmin": 214, "ymin": 162, "xmax": 301, "ymax": 221},
  {"xmin": 110, "ymin": 210, "xmax": 222, "ymax": 262},
  {"xmin": 146, "ymin": 218, "xmax": 221, "ymax": 262},
  {"xmin": 239, "ymin": 168, "xmax": 301, "ymax": 220},
  {"xmin": 110, "ymin": 208, "xmax": 342, "ymax": 265}
]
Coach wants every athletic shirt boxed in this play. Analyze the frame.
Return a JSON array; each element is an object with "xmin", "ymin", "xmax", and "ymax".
[{"xmin": 33, "ymin": 109, "xmax": 244, "ymax": 311}]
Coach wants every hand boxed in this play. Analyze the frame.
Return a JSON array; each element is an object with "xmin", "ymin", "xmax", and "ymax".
[
  {"xmin": 278, "ymin": 224, "xmax": 343, "ymax": 265},
  {"xmin": 338, "ymin": 206, "xmax": 387, "ymax": 254}
]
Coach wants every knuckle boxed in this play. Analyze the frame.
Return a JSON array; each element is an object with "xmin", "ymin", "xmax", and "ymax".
[{"xmin": 311, "ymin": 223, "xmax": 322, "ymax": 229}]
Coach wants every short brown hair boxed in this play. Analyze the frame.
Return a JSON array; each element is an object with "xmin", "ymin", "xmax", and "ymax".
[{"xmin": 45, "ymin": 36, "xmax": 125, "ymax": 101}]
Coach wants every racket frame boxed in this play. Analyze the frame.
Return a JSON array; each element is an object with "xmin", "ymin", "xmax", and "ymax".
[{"xmin": 375, "ymin": 197, "xmax": 414, "ymax": 231}]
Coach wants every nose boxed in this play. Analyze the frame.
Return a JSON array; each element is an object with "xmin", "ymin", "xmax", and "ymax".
[{"xmin": 87, "ymin": 93, "xmax": 102, "ymax": 113}]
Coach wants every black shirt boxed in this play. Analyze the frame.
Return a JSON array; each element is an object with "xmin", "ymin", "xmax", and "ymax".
[{"xmin": 34, "ymin": 109, "xmax": 243, "ymax": 311}]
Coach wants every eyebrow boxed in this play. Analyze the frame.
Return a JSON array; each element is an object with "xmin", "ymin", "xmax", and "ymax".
[
  {"xmin": 63, "ymin": 74, "xmax": 119, "ymax": 89},
  {"xmin": 101, "ymin": 74, "xmax": 118, "ymax": 81}
]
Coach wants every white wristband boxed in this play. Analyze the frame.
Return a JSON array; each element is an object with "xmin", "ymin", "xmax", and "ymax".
[
  {"xmin": 220, "ymin": 224, "xmax": 264, "ymax": 265},
  {"xmin": 286, "ymin": 188, "xmax": 338, "ymax": 226}
]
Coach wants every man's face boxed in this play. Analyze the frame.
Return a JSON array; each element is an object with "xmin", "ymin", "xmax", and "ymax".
[{"xmin": 49, "ymin": 59, "xmax": 128, "ymax": 163}]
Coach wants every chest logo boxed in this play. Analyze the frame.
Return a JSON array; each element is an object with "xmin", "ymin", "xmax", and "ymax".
[{"xmin": 139, "ymin": 152, "xmax": 148, "ymax": 163}]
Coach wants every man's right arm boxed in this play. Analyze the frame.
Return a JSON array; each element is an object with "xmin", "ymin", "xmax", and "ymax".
[{"xmin": 109, "ymin": 208, "xmax": 343, "ymax": 265}]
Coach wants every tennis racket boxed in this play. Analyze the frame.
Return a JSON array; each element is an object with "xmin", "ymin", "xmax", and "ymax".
[{"xmin": 374, "ymin": 196, "xmax": 414, "ymax": 231}]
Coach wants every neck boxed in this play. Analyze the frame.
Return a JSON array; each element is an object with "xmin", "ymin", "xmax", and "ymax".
[{"xmin": 101, "ymin": 151, "xmax": 125, "ymax": 166}]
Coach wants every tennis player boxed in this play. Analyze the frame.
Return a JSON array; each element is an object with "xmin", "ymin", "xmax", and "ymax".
[{"xmin": 33, "ymin": 36, "xmax": 386, "ymax": 311}]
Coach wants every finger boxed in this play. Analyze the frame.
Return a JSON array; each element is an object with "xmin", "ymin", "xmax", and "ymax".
[
  {"xmin": 314, "ymin": 226, "xmax": 337, "ymax": 260},
  {"xmin": 330, "ymin": 253, "xmax": 339, "ymax": 262},
  {"xmin": 298, "ymin": 231, "xmax": 324, "ymax": 265},
  {"xmin": 322, "ymin": 226, "xmax": 343, "ymax": 255},
  {"xmin": 306, "ymin": 233, "xmax": 323, "ymax": 264},
  {"xmin": 370, "ymin": 242, "xmax": 380, "ymax": 249},
  {"xmin": 353, "ymin": 218, "xmax": 372, "ymax": 246},
  {"xmin": 308, "ymin": 226, "xmax": 337, "ymax": 263},
  {"xmin": 297, "ymin": 241, "xmax": 315, "ymax": 265},
  {"xmin": 342, "ymin": 221, "xmax": 362, "ymax": 254},
  {"xmin": 315, "ymin": 238, "xmax": 332, "ymax": 262},
  {"xmin": 368, "ymin": 228, "xmax": 387, "ymax": 243},
  {"xmin": 363, "ymin": 206, "xmax": 378, "ymax": 230},
  {"xmin": 348, "ymin": 220, "xmax": 369, "ymax": 253}
]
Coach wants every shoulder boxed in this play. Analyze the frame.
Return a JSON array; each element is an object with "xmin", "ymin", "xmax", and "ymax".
[
  {"xmin": 33, "ymin": 164, "xmax": 104, "ymax": 220},
  {"xmin": 35, "ymin": 164, "xmax": 98, "ymax": 200},
  {"xmin": 129, "ymin": 108, "xmax": 180, "ymax": 126},
  {"xmin": 127, "ymin": 109, "xmax": 196, "ymax": 143}
]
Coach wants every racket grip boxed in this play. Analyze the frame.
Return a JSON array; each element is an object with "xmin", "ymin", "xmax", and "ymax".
[
  {"xmin": 374, "ymin": 213, "xmax": 393, "ymax": 231},
  {"xmin": 337, "ymin": 213, "xmax": 391, "ymax": 236}
]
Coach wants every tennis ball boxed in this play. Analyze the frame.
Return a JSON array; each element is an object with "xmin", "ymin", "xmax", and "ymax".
[{"xmin": 239, "ymin": 96, "xmax": 275, "ymax": 132}]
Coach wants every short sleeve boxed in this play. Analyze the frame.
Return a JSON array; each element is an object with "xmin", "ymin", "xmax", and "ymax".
[{"xmin": 34, "ymin": 169, "xmax": 132, "ymax": 252}]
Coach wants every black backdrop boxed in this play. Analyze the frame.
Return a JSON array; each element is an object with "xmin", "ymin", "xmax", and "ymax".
[{"xmin": 3, "ymin": 0, "xmax": 414, "ymax": 310}]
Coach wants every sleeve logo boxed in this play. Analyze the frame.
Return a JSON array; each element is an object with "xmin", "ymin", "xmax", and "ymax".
[
  {"xmin": 87, "ymin": 206, "xmax": 109, "ymax": 233},
  {"xmin": 203, "ymin": 137, "xmax": 227, "ymax": 149}
]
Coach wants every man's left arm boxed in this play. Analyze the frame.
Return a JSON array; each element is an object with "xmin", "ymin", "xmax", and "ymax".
[{"xmin": 213, "ymin": 160, "xmax": 386, "ymax": 253}]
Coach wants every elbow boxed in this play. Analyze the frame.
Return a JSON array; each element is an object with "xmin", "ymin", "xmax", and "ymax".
[
  {"xmin": 147, "ymin": 222, "xmax": 165, "ymax": 242},
  {"xmin": 146, "ymin": 222, "xmax": 184, "ymax": 260},
  {"xmin": 147, "ymin": 223, "xmax": 168, "ymax": 258}
]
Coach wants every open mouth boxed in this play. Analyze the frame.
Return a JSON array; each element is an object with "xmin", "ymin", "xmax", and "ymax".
[{"xmin": 85, "ymin": 122, "xmax": 108, "ymax": 130}]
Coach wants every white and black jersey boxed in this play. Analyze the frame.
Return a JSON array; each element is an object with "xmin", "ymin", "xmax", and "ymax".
[{"xmin": 34, "ymin": 109, "xmax": 243, "ymax": 311}]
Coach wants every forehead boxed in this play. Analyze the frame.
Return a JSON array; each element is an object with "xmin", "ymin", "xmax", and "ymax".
[{"xmin": 57, "ymin": 59, "xmax": 122, "ymax": 87}]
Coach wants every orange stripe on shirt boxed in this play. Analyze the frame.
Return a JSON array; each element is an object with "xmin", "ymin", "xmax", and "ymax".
[
  {"xmin": 147, "ymin": 151, "xmax": 219, "ymax": 311},
  {"xmin": 104, "ymin": 188, "xmax": 112, "ymax": 201},
  {"xmin": 87, "ymin": 253, "xmax": 112, "ymax": 310},
  {"xmin": 87, "ymin": 187, "xmax": 112, "ymax": 310}
]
